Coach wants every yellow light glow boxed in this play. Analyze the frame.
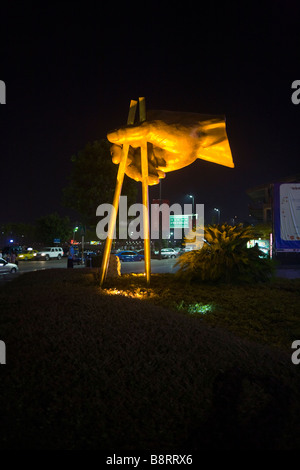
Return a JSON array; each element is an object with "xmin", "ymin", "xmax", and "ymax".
[{"xmin": 103, "ymin": 288, "xmax": 147, "ymax": 299}]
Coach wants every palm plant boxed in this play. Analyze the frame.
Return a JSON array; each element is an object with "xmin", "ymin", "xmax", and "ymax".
[{"xmin": 175, "ymin": 223, "xmax": 275, "ymax": 283}]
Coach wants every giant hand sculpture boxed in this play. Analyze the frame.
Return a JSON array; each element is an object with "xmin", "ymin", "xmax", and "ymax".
[{"xmin": 107, "ymin": 110, "xmax": 234, "ymax": 185}]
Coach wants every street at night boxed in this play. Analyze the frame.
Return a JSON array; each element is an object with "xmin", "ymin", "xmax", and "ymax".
[
  {"xmin": 8, "ymin": 258, "xmax": 180, "ymax": 275},
  {"xmin": 1, "ymin": 258, "xmax": 300, "ymax": 287}
]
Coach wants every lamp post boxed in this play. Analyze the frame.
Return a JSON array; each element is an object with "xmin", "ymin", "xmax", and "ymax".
[
  {"xmin": 231, "ymin": 215, "xmax": 238, "ymax": 225},
  {"xmin": 187, "ymin": 194, "xmax": 194, "ymax": 229},
  {"xmin": 214, "ymin": 208, "xmax": 220, "ymax": 224},
  {"xmin": 73, "ymin": 226, "xmax": 78, "ymax": 242},
  {"xmin": 80, "ymin": 225, "xmax": 85, "ymax": 265},
  {"xmin": 188, "ymin": 194, "xmax": 194, "ymax": 214}
]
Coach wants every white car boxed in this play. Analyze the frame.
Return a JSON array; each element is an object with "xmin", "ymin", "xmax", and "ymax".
[
  {"xmin": 0, "ymin": 257, "xmax": 19, "ymax": 274},
  {"xmin": 154, "ymin": 248, "xmax": 178, "ymax": 259},
  {"xmin": 36, "ymin": 247, "xmax": 64, "ymax": 261}
]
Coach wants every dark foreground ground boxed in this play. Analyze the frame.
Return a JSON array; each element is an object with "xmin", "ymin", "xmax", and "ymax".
[{"xmin": 0, "ymin": 269, "xmax": 299, "ymax": 450}]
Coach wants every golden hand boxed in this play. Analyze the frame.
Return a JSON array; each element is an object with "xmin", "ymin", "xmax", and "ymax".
[{"xmin": 107, "ymin": 110, "xmax": 234, "ymax": 185}]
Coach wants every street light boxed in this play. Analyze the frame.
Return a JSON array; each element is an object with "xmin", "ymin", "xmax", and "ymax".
[
  {"xmin": 187, "ymin": 194, "xmax": 195, "ymax": 229},
  {"xmin": 73, "ymin": 226, "xmax": 79, "ymax": 242},
  {"xmin": 214, "ymin": 208, "xmax": 220, "ymax": 224},
  {"xmin": 187, "ymin": 194, "xmax": 194, "ymax": 214},
  {"xmin": 231, "ymin": 215, "xmax": 238, "ymax": 225}
]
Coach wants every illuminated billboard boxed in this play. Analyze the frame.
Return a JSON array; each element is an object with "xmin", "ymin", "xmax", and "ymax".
[{"xmin": 170, "ymin": 215, "xmax": 190, "ymax": 229}]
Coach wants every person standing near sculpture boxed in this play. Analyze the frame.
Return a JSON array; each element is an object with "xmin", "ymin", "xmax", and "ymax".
[{"xmin": 67, "ymin": 243, "xmax": 75, "ymax": 268}]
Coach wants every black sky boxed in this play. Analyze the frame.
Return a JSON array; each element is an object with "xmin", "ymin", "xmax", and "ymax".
[{"xmin": 1, "ymin": 1, "xmax": 300, "ymax": 226}]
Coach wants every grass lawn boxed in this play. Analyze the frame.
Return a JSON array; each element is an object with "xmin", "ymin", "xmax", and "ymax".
[
  {"xmin": 103, "ymin": 272, "xmax": 300, "ymax": 353},
  {"xmin": 0, "ymin": 268, "xmax": 300, "ymax": 450}
]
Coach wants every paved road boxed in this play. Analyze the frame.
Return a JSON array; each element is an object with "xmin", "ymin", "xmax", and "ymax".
[
  {"xmin": 120, "ymin": 260, "xmax": 300, "ymax": 278},
  {"xmin": 120, "ymin": 258, "xmax": 179, "ymax": 274},
  {"xmin": 0, "ymin": 258, "xmax": 85, "ymax": 284},
  {"xmin": 1, "ymin": 258, "xmax": 299, "ymax": 285},
  {"xmin": 16, "ymin": 257, "xmax": 179, "ymax": 274},
  {"xmin": 0, "ymin": 258, "xmax": 179, "ymax": 285},
  {"xmin": 276, "ymin": 265, "xmax": 300, "ymax": 279},
  {"xmin": 16, "ymin": 258, "xmax": 84, "ymax": 273}
]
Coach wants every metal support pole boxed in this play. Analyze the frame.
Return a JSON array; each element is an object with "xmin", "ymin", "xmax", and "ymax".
[
  {"xmin": 99, "ymin": 100, "xmax": 137, "ymax": 287},
  {"xmin": 139, "ymin": 97, "xmax": 151, "ymax": 285},
  {"xmin": 81, "ymin": 233, "xmax": 84, "ymax": 265}
]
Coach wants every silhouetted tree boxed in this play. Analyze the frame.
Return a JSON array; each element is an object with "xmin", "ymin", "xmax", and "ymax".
[
  {"xmin": 36, "ymin": 213, "xmax": 72, "ymax": 245},
  {"xmin": 63, "ymin": 139, "xmax": 137, "ymax": 227}
]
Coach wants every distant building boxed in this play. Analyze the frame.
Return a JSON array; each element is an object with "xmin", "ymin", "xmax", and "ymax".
[
  {"xmin": 247, "ymin": 174, "xmax": 300, "ymax": 259},
  {"xmin": 247, "ymin": 173, "xmax": 300, "ymax": 224}
]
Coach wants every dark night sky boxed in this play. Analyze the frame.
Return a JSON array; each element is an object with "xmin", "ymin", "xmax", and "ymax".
[{"xmin": 1, "ymin": 1, "xmax": 300, "ymax": 226}]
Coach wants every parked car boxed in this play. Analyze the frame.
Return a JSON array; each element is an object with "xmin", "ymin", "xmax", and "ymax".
[
  {"xmin": 2, "ymin": 245, "xmax": 22, "ymax": 257},
  {"xmin": 85, "ymin": 250, "xmax": 97, "ymax": 256},
  {"xmin": 16, "ymin": 250, "xmax": 38, "ymax": 261},
  {"xmin": 73, "ymin": 250, "xmax": 86, "ymax": 265},
  {"xmin": 0, "ymin": 257, "xmax": 19, "ymax": 274},
  {"xmin": 62, "ymin": 247, "xmax": 69, "ymax": 257},
  {"xmin": 115, "ymin": 250, "xmax": 144, "ymax": 262},
  {"xmin": 154, "ymin": 248, "xmax": 178, "ymax": 259},
  {"xmin": 174, "ymin": 247, "xmax": 186, "ymax": 256},
  {"xmin": 137, "ymin": 248, "xmax": 156, "ymax": 259},
  {"xmin": 35, "ymin": 247, "xmax": 64, "ymax": 260}
]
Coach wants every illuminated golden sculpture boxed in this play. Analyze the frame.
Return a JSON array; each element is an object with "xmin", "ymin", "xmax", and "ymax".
[
  {"xmin": 108, "ymin": 109, "xmax": 234, "ymax": 185},
  {"xmin": 100, "ymin": 98, "xmax": 234, "ymax": 287}
]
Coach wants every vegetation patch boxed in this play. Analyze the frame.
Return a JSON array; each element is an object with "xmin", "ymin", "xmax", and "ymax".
[
  {"xmin": 175, "ymin": 224, "xmax": 275, "ymax": 284},
  {"xmin": 103, "ymin": 272, "xmax": 300, "ymax": 352},
  {"xmin": 0, "ymin": 269, "xmax": 299, "ymax": 450}
]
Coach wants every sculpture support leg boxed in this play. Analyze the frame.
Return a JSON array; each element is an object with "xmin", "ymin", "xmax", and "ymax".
[
  {"xmin": 99, "ymin": 100, "xmax": 137, "ymax": 287},
  {"xmin": 99, "ymin": 144, "xmax": 129, "ymax": 287},
  {"xmin": 139, "ymin": 97, "xmax": 151, "ymax": 286},
  {"xmin": 141, "ymin": 141, "xmax": 151, "ymax": 286}
]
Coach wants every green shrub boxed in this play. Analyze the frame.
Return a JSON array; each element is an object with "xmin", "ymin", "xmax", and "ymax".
[{"xmin": 175, "ymin": 223, "xmax": 275, "ymax": 283}]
